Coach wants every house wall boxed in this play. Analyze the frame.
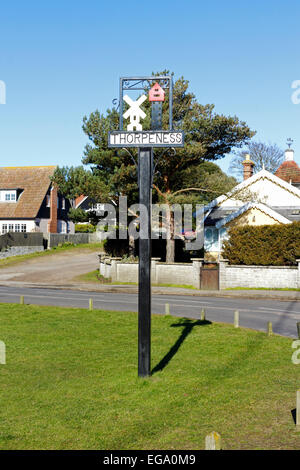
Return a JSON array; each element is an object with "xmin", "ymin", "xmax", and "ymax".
[
  {"xmin": 226, "ymin": 208, "xmax": 280, "ymax": 228},
  {"xmin": 0, "ymin": 220, "xmax": 36, "ymax": 233}
]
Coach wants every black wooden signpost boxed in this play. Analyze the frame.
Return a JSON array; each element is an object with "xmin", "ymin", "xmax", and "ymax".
[{"xmin": 108, "ymin": 76, "xmax": 184, "ymax": 377}]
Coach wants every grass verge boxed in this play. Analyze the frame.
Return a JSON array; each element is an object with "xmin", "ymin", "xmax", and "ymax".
[
  {"xmin": 0, "ymin": 303, "xmax": 299, "ymax": 450},
  {"xmin": 74, "ymin": 270, "xmax": 196, "ymax": 289}
]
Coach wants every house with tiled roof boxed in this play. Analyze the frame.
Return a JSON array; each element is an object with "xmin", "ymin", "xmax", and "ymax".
[
  {"xmin": 274, "ymin": 147, "xmax": 300, "ymax": 190},
  {"xmin": 203, "ymin": 145, "xmax": 300, "ymax": 261},
  {"xmin": 0, "ymin": 166, "xmax": 74, "ymax": 234}
]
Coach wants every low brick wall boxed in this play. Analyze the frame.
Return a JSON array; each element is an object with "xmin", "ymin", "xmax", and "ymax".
[
  {"xmin": 99, "ymin": 256, "xmax": 300, "ymax": 289},
  {"xmin": 0, "ymin": 246, "xmax": 44, "ymax": 259},
  {"xmin": 219, "ymin": 260, "xmax": 300, "ymax": 289},
  {"xmin": 99, "ymin": 257, "xmax": 202, "ymax": 287}
]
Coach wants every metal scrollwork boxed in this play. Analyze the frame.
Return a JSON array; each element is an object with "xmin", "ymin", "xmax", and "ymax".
[{"xmin": 112, "ymin": 98, "xmax": 119, "ymax": 110}]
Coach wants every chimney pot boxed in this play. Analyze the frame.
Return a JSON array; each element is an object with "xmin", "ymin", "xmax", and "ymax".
[
  {"xmin": 285, "ymin": 148, "xmax": 294, "ymax": 161},
  {"xmin": 242, "ymin": 154, "xmax": 255, "ymax": 180}
]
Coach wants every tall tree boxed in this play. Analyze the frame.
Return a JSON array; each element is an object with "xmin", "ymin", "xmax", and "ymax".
[
  {"xmin": 53, "ymin": 71, "xmax": 254, "ymax": 261},
  {"xmin": 229, "ymin": 141, "xmax": 284, "ymax": 180}
]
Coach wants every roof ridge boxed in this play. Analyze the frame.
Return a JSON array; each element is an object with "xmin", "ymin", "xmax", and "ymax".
[{"xmin": 0, "ymin": 165, "xmax": 56, "ymax": 169}]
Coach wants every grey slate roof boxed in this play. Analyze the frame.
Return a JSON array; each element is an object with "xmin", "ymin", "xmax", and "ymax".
[{"xmin": 205, "ymin": 205, "xmax": 300, "ymax": 226}]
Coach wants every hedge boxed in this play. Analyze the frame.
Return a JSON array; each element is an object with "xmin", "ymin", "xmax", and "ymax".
[
  {"xmin": 222, "ymin": 222, "xmax": 300, "ymax": 266},
  {"xmin": 75, "ymin": 224, "xmax": 96, "ymax": 233}
]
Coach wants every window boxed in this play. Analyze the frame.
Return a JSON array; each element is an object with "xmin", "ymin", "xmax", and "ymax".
[
  {"xmin": 2, "ymin": 224, "xmax": 7, "ymax": 234},
  {"xmin": 4, "ymin": 192, "xmax": 16, "ymax": 201},
  {"xmin": 21, "ymin": 224, "xmax": 26, "ymax": 233},
  {"xmin": 58, "ymin": 220, "xmax": 67, "ymax": 233},
  {"xmin": 8, "ymin": 224, "xmax": 14, "ymax": 232},
  {"xmin": 15, "ymin": 224, "xmax": 20, "ymax": 232},
  {"xmin": 62, "ymin": 198, "xmax": 65, "ymax": 210}
]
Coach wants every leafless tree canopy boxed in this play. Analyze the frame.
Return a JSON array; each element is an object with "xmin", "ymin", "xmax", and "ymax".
[{"xmin": 229, "ymin": 141, "xmax": 284, "ymax": 180}]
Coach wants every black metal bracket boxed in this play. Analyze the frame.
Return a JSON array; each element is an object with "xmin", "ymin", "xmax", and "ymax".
[{"xmin": 118, "ymin": 76, "xmax": 173, "ymax": 132}]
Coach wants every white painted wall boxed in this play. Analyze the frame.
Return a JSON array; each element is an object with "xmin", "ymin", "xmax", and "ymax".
[{"xmin": 0, "ymin": 220, "xmax": 36, "ymax": 233}]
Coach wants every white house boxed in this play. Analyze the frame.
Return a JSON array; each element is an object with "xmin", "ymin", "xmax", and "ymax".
[{"xmin": 204, "ymin": 147, "xmax": 300, "ymax": 261}]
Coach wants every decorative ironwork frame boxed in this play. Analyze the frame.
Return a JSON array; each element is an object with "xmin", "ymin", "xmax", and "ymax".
[{"xmin": 118, "ymin": 76, "xmax": 173, "ymax": 131}]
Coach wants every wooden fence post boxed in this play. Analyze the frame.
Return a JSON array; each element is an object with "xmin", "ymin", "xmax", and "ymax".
[
  {"xmin": 89, "ymin": 298, "xmax": 93, "ymax": 311},
  {"xmin": 20, "ymin": 295, "xmax": 24, "ymax": 305},
  {"xmin": 296, "ymin": 390, "xmax": 300, "ymax": 428},
  {"xmin": 297, "ymin": 322, "xmax": 300, "ymax": 340},
  {"xmin": 205, "ymin": 431, "xmax": 222, "ymax": 450},
  {"xmin": 267, "ymin": 322, "xmax": 273, "ymax": 336},
  {"xmin": 234, "ymin": 310, "xmax": 239, "ymax": 328},
  {"xmin": 165, "ymin": 303, "xmax": 170, "ymax": 316},
  {"xmin": 201, "ymin": 308, "xmax": 206, "ymax": 321}
]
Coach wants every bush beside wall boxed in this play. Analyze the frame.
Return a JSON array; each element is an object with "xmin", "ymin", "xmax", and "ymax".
[{"xmin": 222, "ymin": 222, "xmax": 300, "ymax": 266}]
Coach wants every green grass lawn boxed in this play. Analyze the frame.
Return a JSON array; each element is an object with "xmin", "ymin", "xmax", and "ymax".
[
  {"xmin": 0, "ymin": 242, "xmax": 104, "ymax": 269},
  {"xmin": 0, "ymin": 303, "xmax": 299, "ymax": 450}
]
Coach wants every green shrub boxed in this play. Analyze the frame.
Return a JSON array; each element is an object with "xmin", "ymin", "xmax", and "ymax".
[
  {"xmin": 222, "ymin": 222, "xmax": 300, "ymax": 265},
  {"xmin": 75, "ymin": 223, "xmax": 96, "ymax": 233}
]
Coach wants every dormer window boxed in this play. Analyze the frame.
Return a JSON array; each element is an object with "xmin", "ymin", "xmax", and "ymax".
[
  {"xmin": 5, "ymin": 192, "xmax": 16, "ymax": 201},
  {"xmin": 0, "ymin": 190, "xmax": 18, "ymax": 202}
]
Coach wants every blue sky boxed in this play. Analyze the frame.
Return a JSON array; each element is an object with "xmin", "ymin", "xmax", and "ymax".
[{"xmin": 0, "ymin": 0, "xmax": 299, "ymax": 175}]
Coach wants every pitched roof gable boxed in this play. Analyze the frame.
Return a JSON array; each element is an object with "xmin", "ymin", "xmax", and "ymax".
[
  {"xmin": 204, "ymin": 169, "xmax": 300, "ymax": 211},
  {"xmin": 215, "ymin": 202, "xmax": 291, "ymax": 228},
  {"xmin": 0, "ymin": 166, "xmax": 56, "ymax": 218}
]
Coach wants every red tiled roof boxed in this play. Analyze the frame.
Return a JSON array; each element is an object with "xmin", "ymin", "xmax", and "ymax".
[
  {"xmin": 275, "ymin": 161, "xmax": 300, "ymax": 183},
  {"xmin": 0, "ymin": 166, "xmax": 56, "ymax": 218},
  {"xmin": 75, "ymin": 195, "xmax": 86, "ymax": 208}
]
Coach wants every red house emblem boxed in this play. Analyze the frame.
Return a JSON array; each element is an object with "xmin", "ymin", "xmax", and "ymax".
[{"xmin": 149, "ymin": 82, "xmax": 165, "ymax": 102}]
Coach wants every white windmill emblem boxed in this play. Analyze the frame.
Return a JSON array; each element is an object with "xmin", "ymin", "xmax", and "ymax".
[{"xmin": 123, "ymin": 94, "xmax": 147, "ymax": 131}]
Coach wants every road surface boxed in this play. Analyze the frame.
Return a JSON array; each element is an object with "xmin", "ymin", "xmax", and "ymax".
[{"xmin": 0, "ymin": 285, "xmax": 299, "ymax": 338}]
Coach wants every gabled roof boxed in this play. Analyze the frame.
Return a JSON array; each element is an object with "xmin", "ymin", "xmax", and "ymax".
[
  {"xmin": 215, "ymin": 202, "xmax": 291, "ymax": 229},
  {"xmin": 204, "ymin": 168, "xmax": 300, "ymax": 211},
  {"xmin": 0, "ymin": 166, "xmax": 56, "ymax": 218},
  {"xmin": 75, "ymin": 195, "xmax": 88, "ymax": 208},
  {"xmin": 275, "ymin": 160, "xmax": 300, "ymax": 183}
]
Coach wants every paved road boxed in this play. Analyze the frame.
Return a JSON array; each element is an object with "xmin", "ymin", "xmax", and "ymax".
[
  {"xmin": 0, "ymin": 285, "xmax": 300, "ymax": 338},
  {"xmin": 0, "ymin": 249, "xmax": 99, "ymax": 284}
]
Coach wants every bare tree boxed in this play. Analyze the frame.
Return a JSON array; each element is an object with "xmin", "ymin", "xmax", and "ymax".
[{"xmin": 229, "ymin": 141, "xmax": 284, "ymax": 179}]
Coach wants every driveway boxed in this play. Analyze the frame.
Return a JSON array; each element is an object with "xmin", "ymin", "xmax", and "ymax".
[{"xmin": 0, "ymin": 249, "xmax": 100, "ymax": 285}]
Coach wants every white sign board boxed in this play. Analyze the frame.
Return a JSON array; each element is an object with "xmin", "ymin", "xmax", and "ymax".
[{"xmin": 108, "ymin": 131, "xmax": 184, "ymax": 148}]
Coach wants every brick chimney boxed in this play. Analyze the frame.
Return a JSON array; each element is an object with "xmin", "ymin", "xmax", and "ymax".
[
  {"xmin": 47, "ymin": 186, "xmax": 58, "ymax": 233},
  {"xmin": 242, "ymin": 154, "xmax": 255, "ymax": 180}
]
